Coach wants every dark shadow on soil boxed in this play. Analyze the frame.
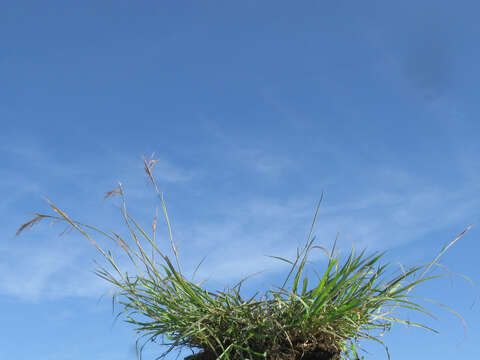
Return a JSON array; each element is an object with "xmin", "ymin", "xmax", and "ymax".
[{"xmin": 184, "ymin": 348, "xmax": 341, "ymax": 360}]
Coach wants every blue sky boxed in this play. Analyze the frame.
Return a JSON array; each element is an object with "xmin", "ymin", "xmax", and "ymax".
[{"xmin": 1, "ymin": 1, "xmax": 479, "ymax": 359}]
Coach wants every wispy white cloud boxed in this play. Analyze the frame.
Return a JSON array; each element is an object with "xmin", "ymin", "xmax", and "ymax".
[
  {"xmin": 233, "ymin": 149, "xmax": 293, "ymax": 177},
  {"xmin": 198, "ymin": 118, "xmax": 295, "ymax": 177},
  {"xmin": 0, "ymin": 236, "xmax": 108, "ymax": 302},
  {"xmin": 0, "ymin": 141, "xmax": 198, "ymax": 302},
  {"xmin": 173, "ymin": 182, "xmax": 477, "ymax": 289},
  {"xmin": 3, "ymin": 170, "xmax": 476, "ymax": 302},
  {"xmin": 0, "ymin": 138, "xmax": 197, "ymax": 192},
  {"xmin": 2, "ymin": 138, "xmax": 477, "ymax": 302}
]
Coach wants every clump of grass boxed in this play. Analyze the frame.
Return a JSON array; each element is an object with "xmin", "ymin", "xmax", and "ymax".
[{"xmin": 17, "ymin": 155, "xmax": 474, "ymax": 360}]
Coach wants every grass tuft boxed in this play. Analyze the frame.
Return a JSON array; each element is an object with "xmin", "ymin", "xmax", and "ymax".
[{"xmin": 17, "ymin": 155, "xmax": 474, "ymax": 360}]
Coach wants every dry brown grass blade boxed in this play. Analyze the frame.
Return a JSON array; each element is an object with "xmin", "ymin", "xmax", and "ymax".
[
  {"xmin": 105, "ymin": 188, "xmax": 121, "ymax": 199},
  {"xmin": 312, "ymin": 245, "xmax": 331, "ymax": 260},
  {"xmin": 152, "ymin": 206, "xmax": 158, "ymax": 264},
  {"xmin": 43, "ymin": 197, "xmax": 107, "ymax": 257},
  {"xmin": 16, "ymin": 213, "xmax": 45, "ymax": 236},
  {"xmin": 417, "ymin": 224, "xmax": 473, "ymax": 283}
]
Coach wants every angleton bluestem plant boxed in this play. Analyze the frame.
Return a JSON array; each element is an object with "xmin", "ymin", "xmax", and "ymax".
[{"xmin": 17, "ymin": 155, "xmax": 474, "ymax": 360}]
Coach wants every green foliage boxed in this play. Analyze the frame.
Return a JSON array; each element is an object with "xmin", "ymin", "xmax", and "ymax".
[{"xmin": 17, "ymin": 156, "xmax": 473, "ymax": 360}]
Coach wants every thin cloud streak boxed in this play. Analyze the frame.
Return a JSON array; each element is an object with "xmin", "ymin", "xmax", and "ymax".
[
  {"xmin": 3, "ymin": 173, "xmax": 476, "ymax": 301},
  {"xmin": 164, "ymin": 183, "xmax": 477, "ymax": 288},
  {"xmin": 3, "ymin": 141, "xmax": 477, "ymax": 302}
]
